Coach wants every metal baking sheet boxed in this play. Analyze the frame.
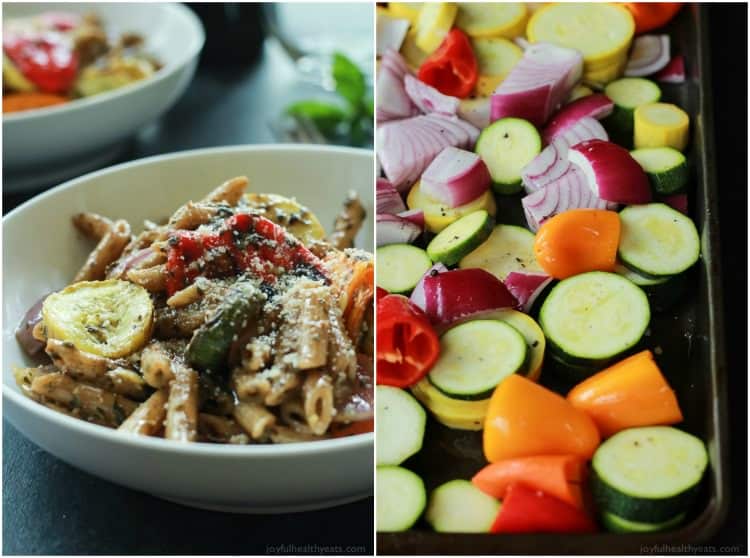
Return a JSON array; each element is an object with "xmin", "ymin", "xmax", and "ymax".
[{"xmin": 378, "ymin": 5, "xmax": 729, "ymax": 554}]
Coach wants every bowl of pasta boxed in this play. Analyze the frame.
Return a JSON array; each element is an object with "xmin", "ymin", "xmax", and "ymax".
[
  {"xmin": 3, "ymin": 3, "xmax": 204, "ymax": 191},
  {"xmin": 3, "ymin": 144, "xmax": 374, "ymax": 513}
]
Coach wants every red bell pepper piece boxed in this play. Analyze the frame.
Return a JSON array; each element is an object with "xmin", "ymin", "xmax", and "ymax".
[
  {"xmin": 3, "ymin": 33, "xmax": 78, "ymax": 94},
  {"xmin": 417, "ymin": 28, "xmax": 478, "ymax": 99},
  {"xmin": 376, "ymin": 286, "xmax": 389, "ymax": 302},
  {"xmin": 377, "ymin": 294, "xmax": 440, "ymax": 388},
  {"xmin": 165, "ymin": 212, "xmax": 326, "ymax": 296},
  {"xmin": 490, "ymin": 482, "xmax": 598, "ymax": 534}
]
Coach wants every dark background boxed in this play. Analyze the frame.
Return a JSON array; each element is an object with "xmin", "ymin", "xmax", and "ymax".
[{"xmin": 2, "ymin": 3, "xmax": 747, "ymax": 556}]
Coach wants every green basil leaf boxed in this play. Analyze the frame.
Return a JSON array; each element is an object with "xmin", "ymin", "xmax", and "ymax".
[{"xmin": 332, "ymin": 52, "xmax": 365, "ymax": 112}]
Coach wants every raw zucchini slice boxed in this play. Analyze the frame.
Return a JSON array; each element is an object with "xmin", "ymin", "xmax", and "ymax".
[
  {"xmin": 592, "ymin": 426, "xmax": 708, "ymax": 523},
  {"xmin": 602, "ymin": 510, "xmax": 686, "ymax": 534},
  {"xmin": 618, "ymin": 203, "xmax": 700, "ymax": 278},
  {"xmin": 603, "ymin": 77, "xmax": 661, "ymax": 147},
  {"xmin": 376, "ymin": 244, "xmax": 433, "ymax": 294},
  {"xmin": 377, "ymin": 466, "xmax": 426, "ymax": 532},
  {"xmin": 426, "ymin": 479, "xmax": 501, "ymax": 533},
  {"xmin": 539, "ymin": 272, "xmax": 650, "ymax": 363},
  {"xmin": 186, "ymin": 280, "xmax": 265, "ymax": 374},
  {"xmin": 460, "ymin": 224, "xmax": 543, "ymax": 281},
  {"xmin": 475, "ymin": 117, "xmax": 541, "ymax": 194},
  {"xmin": 615, "ymin": 263, "xmax": 688, "ymax": 313},
  {"xmin": 376, "ymin": 386, "xmax": 426, "ymax": 466},
  {"xmin": 426, "ymin": 210, "xmax": 493, "ymax": 266},
  {"xmin": 244, "ymin": 193, "xmax": 325, "ymax": 244},
  {"xmin": 630, "ymin": 147, "xmax": 688, "ymax": 195},
  {"xmin": 473, "ymin": 309, "xmax": 545, "ymax": 381},
  {"xmin": 428, "ymin": 320, "xmax": 527, "ymax": 400},
  {"xmin": 42, "ymin": 280, "xmax": 153, "ymax": 358}
]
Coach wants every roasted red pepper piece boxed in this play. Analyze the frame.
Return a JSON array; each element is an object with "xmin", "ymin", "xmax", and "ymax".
[
  {"xmin": 490, "ymin": 482, "xmax": 598, "ymax": 534},
  {"xmin": 417, "ymin": 28, "xmax": 478, "ymax": 99},
  {"xmin": 377, "ymin": 294, "xmax": 440, "ymax": 388},
  {"xmin": 3, "ymin": 33, "xmax": 78, "ymax": 94},
  {"xmin": 165, "ymin": 213, "xmax": 326, "ymax": 296}
]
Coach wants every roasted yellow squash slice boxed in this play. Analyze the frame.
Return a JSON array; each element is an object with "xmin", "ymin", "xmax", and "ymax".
[{"xmin": 42, "ymin": 279, "xmax": 153, "ymax": 358}]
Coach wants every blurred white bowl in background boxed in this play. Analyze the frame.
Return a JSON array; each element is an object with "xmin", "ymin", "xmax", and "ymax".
[{"xmin": 3, "ymin": 2, "xmax": 205, "ymax": 192}]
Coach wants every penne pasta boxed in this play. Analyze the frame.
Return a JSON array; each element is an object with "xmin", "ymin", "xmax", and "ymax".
[
  {"xmin": 164, "ymin": 366, "xmax": 199, "ymax": 442},
  {"xmin": 118, "ymin": 389, "xmax": 168, "ymax": 436},
  {"xmin": 202, "ymin": 176, "xmax": 249, "ymax": 206},
  {"xmin": 198, "ymin": 413, "xmax": 248, "ymax": 444},
  {"xmin": 233, "ymin": 400, "xmax": 276, "ymax": 441},
  {"xmin": 72, "ymin": 212, "xmax": 113, "ymax": 240},
  {"xmin": 303, "ymin": 372, "xmax": 334, "ymax": 436},
  {"xmin": 126, "ymin": 264, "xmax": 167, "ymax": 292},
  {"xmin": 74, "ymin": 219, "xmax": 132, "ymax": 282},
  {"xmin": 30, "ymin": 372, "xmax": 137, "ymax": 427},
  {"xmin": 328, "ymin": 191, "xmax": 366, "ymax": 250}
]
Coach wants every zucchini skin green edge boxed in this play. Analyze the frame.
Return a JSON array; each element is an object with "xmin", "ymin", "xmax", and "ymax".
[{"xmin": 592, "ymin": 470, "xmax": 701, "ymax": 524}]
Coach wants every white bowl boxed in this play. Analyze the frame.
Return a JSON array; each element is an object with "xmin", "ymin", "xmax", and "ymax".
[
  {"xmin": 3, "ymin": 3, "xmax": 205, "ymax": 191},
  {"xmin": 2, "ymin": 145, "xmax": 375, "ymax": 513}
]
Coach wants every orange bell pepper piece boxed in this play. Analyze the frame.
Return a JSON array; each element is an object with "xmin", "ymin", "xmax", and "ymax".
[
  {"xmin": 483, "ymin": 375, "xmax": 600, "ymax": 462},
  {"xmin": 534, "ymin": 209, "xmax": 620, "ymax": 279},
  {"xmin": 620, "ymin": 3, "xmax": 683, "ymax": 34},
  {"xmin": 472, "ymin": 455, "xmax": 588, "ymax": 510},
  {"xmin": 567, "ymin": 349, "xmax": 683, "ymax": 438},
  {"xmin": 2, "ymin": 92, "xmax": 67, "ymax": 113}
]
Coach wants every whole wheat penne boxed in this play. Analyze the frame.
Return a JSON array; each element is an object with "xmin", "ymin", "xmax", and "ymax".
[
  {"xmin": 72, "ymin": 212, "xmax": 113, "ymax": 240},
  {"xmin": 105, "ymin": 368, "xmax": 149, "ymax": 400},
  {"xmin": 45, "ymin": 339, "xmax": 112, "ymax": 378},
  {"xmin": 302, "ymin": 372, "xmax": 334, "ymax": 436},
  {"xmin": 167, "ymin": 202, "xmax": 218, "ymax": 231},
  {"xmin": 13, "ymin": 366, "xmax": 54, "ymax": 401},
  {"xmin": 166, "ymin": 280, "xmax": 206, "ymax": 308},
  {"xmin": 297, "ymin": 288, "xmax": 329, "ymax": 370},
  {"xmin": 45, "ymin": 339, "xmax": 148, "ymax": 399},
  {"xmin": 153, "ymin": 305, "xmax": 206, "ymax": 339},
  {"xmin": 127, "ymin": 264, "xmax": 167, "ymax": 292},
  {"xmin": 31, "ymin": 373, "xmax": 137, "ymax": 427},
  {"xmin": 118, "ymin": 389, "xmax": 168, "ymax": 436},
  {"xmin": 328, "ymin": 192, "xmax": 365, "ymax": 250},
  {"xmin": 279, "ymin": 399, "xmax": 309, "ymax": 432},
  {"xmin": 202, "ymin": 176, "xmax": 249, "ymax": 206},
  {"xmin": 232, "ymin": 371, "xmax": 271, "ymax": 401},
  {"xmin": 198, "ymin": 413, "xmax": 247, "ymax": 443},
  {"xmin": 140, "ymin": 342, "xmax": 175, "ymax": 388},
  {"xmin": 164, "ymin": 366, "xmax": 199, "ymax": 442},
  {"xmin": 264, "ymin": 370, "xmax": 301, "ymax": 406},
  {"xmin": 233, "ymin": 400, "xmax": 276, "ymax": 440},
  {"xmin": 74, "ymin": 219, "xmax": 131, "ymax": 282}
]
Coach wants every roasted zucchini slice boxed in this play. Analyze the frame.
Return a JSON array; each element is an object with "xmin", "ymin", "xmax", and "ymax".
[
  {"xmin": 244, "ymin": 193, "xmax": 326, "ymax": 244},
  {"xmin": 42, "ymin": 279, "xmax": 154, "ymax": 358}
]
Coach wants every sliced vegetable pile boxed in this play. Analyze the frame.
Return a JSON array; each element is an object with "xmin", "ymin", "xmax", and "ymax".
[{"xmin": 376, "ymin": 1, "xmax": 706, "ymax": 536}]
